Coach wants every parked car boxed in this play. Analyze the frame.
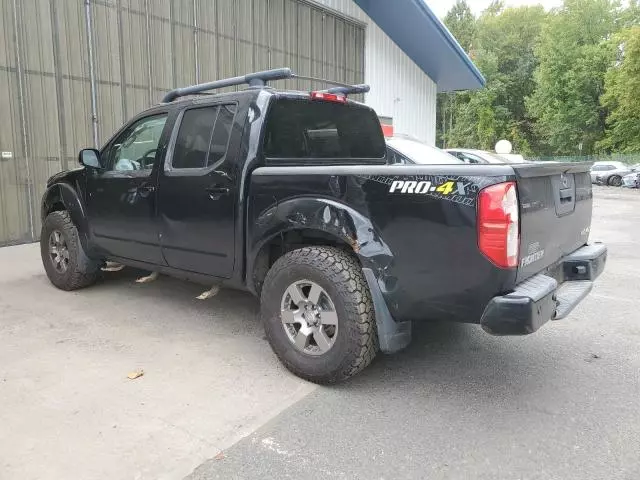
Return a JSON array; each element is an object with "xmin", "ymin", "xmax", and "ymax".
[
  {"xmin": 445, "ymin": 148, "xmax": 522, "ymax": 164},
  {"xmin": 40, "ymin": 68, "xmax": 607, "ymax": 384},
  {"xmin": 622, "ymin": 167, "xmax": 640, "ymax": 188},
  {"xmin": 386, "ymin": 136, "xmax": 462, "ymax": 164},
  {"xmin": 590, "ymin": 161, "xmax": 632, "ymax": 186}
]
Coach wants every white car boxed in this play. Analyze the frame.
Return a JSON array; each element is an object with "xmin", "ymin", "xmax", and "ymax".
[
  {"xmin": 589, "ymin": 161, "xmax": 632, "ymax": 185},
  {"xmin": 386, "ymin": 136, "xmax": 462, "ymax": 164},
  {"xmin": 444, "ymin": 148, "xmax": 524, "ymax": 164}
]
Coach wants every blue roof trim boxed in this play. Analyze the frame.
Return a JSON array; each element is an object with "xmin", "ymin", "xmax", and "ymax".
[{"xmin": 353, "ymin": 0, "xmax": 485, "ymax": 92}]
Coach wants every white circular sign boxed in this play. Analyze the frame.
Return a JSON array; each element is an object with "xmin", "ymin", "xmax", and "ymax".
[{"xmin": 495, "ymin": 139, "xmax": 513, "ymax": 155}]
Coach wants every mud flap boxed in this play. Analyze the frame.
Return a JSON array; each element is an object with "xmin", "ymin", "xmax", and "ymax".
[{"xmin": 362, "ymin": 268, "xmax": 411, "ymax": 354}]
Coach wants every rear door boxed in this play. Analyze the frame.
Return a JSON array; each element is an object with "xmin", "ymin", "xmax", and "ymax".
[
  {"xmin": 157, "ymin": 103, "xmax": 240, "ymax": 277},
  {"xmin": 514, "ymin": 162, "xmax": 593, "ymax": 282}
]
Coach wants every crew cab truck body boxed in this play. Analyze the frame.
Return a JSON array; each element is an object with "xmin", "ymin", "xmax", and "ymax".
[{"xmin": 40, "ymin": 69, "xmax": 607, "ymax": 383}]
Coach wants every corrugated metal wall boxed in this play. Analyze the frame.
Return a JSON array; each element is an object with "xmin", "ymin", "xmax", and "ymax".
[
  {"xmin": 0, "ymin": 0, "xmax": 364, "ymax": 246},
  {"xmin": 312, "ymin": 0, "xmax": 438, "ymax": 145}
]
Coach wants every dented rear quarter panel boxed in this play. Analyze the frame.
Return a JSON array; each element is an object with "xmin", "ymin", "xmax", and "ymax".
[{"xmin": 248, "ymin": 165, "xmax": 519, "ymax": 324}]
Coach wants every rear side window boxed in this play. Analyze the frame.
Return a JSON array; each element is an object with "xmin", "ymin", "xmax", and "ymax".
[
  {"xmin": 457, "ymin": 152, "xmax": 484, "ymax": 164},
  {"xmin": 592, "ymin": 164, "xmax": 614, "ymax": 171},
  {"xmin": 263, "ymin": 98, "xmax": 386, "ymax": 161},
  {"xmin": 172, "ymin": 104, "xmax": 236, "ymax": 169}
]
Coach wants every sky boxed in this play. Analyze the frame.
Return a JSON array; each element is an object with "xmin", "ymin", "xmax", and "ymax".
[{"xmin": 426, "ymin": 0, "xmax": 563, "ymax": 18}]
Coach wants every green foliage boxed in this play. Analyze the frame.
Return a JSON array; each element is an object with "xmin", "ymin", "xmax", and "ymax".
[
  {"xmin": 436, "ymin": 0, "xmax": 639, "ymax": 156},
  {"xmin": 439, "ymin": 2, "xmax": 545, "ymax": 154},
  {"xmin": 526, "ymin": 0, "xmax": 618, "ymax": 155},
  {"xmin": 442, "ymin": 0, "xmax": 476, "ymax": 51},
  {"xmin": 597, "ymin": 27, "xmax": 640, "ymax": 152}
]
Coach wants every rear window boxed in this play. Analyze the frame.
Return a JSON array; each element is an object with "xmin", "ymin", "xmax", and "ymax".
[
  {"xmin": 387, "ymin": 137, "xmax": 462, "ymax": 164},
  {"xmin": 263, "ymin": 98, "xmax": 386, "ymax": 161}
]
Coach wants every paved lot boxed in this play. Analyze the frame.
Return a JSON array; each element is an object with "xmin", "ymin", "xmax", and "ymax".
[
  {"xmin": 0, "ymin": 251, "xmax": 314, "ymax": 479},
  {"xmin": 1, "ymin": 186, "xmax": 639, "ymax": 479}
]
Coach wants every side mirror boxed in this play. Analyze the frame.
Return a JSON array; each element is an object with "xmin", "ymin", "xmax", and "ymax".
[{"xmin": 79, "ymin": 148, "xmax": 102, "ymax": 169}]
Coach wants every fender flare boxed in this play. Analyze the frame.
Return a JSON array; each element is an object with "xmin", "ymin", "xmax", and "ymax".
[
  {"xmin": 41, "ymin": 183, "xmax": 90, "ymax": 246},
  {"xmin": 248, "ymin": 196, "xmax": 411, "ymax": 353}
]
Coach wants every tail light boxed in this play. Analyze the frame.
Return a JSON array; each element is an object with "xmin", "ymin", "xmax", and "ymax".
[
  {"xmin": 310, "ymin": 91, "xmax": 347, "ymax": 104},
  {"xmin": 477, "ymin": 181, "xmax": 519, "ymax": 268}
]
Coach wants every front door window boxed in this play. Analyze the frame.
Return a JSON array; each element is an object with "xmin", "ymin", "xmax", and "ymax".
[{"xmin": 104, "ymin": 115, "xmax": 168, "ymax": 174}]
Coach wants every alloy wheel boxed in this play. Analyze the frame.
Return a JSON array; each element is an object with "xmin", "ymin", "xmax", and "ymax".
[{"xmin": 280, "ymin": 280, "xmax": 339, "ymax": 356}]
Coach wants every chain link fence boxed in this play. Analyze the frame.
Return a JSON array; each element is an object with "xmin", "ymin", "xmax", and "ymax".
[{"xmin": 530, "ymin": 153, "xmax": 640, "ymax": 165}]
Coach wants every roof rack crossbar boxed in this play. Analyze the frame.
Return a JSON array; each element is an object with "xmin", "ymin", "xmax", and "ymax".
[
  {"xmin": 325, "ymin": 84, "xmax": 370, "ymax": 95},
  {"xmin": 291, "ymin": 74, "xmax": 370, "ymax": 96},
  {"xmin": 162, "ymin": 67, "xmax": 293, "ymax": 102}
]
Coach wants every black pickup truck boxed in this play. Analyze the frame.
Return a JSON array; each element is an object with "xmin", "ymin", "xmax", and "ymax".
[{"xmin": 40, "ymin": 68, "xmax": 607, "ymax": 383}]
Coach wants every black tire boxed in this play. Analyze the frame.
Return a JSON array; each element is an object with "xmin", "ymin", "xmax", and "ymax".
[
  {"xmin": 40, "ymin": 210, "xmax": 101, "ymax": 290},
  {"xmin": 260, "ymin": 246, "xmax": 377, "ymax": 384},
  {"xmin": 608, "ymin": 175, "xmax": 622, "ymax": 187}
]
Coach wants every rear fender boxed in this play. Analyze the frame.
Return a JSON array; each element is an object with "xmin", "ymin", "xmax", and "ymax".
[
  {"xmin": 249, "ymin": 197, "xmax": 410, "ymax": 353},
  {"xmin": 250, "ymin": 197, "xmax": 393, "ymax": 278}
]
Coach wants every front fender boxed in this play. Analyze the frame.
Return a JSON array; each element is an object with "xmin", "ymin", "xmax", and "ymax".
[{"xmin": 41, "ymin": 183, "xmax": 90, "ymax": 246}]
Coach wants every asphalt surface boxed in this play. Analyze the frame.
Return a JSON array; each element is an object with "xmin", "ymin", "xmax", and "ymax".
[
  {"xmin": 189, "ymin": 186, "xmax": 640, "ymax": 480},
  {"xmin": 1, "ymin": 186, "xmax": 639, "ymax": 480},
  {"xmin": 0, "ymin": 250, "xmax": 314, "ymax": 479}
]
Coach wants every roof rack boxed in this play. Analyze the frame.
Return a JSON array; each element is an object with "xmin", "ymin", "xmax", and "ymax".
[
  {"xmin": 162, "ymin": 68, "xmax": 371, "ymax": 103},
  {"xmin": 325, "ymin": 84, "xmax": 370, "ymax": 95},
  {"xmin": 162, "ymin": 68, "xmax": 294, "ymax": 103}
]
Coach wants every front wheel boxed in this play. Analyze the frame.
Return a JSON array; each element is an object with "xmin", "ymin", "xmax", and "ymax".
[
  {"xmin": 260, "ymin": 246, "xmax": 377, "ymax": 384},
  {"xmin": 40, "ymin": 211, "xmax": 101, "ymax": 290},
  {"xmin": 608, "ymin": 175, "xmax": 623, "ymax": 187}
]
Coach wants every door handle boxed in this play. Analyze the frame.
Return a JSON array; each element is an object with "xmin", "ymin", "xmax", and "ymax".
[
  {"xmin": 137, "ymin": 184, "xmax": 156, "ymax": 198},
  {"xmin": 206, "ymin": 186, "xmax": 230, "ymax": 200}
]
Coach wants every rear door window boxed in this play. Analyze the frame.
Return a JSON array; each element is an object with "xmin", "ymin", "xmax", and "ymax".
[
  {"xmin": 171, "ymin": 104, "xmax": 236, "ymax": 170},
  {"xmin": 263, "ymin": 98, "xmax": 386, "ymax": 162}
]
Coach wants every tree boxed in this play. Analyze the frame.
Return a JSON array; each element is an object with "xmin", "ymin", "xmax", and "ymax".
[
  {"xmin": 443, "ymin": 5, "xmax": 546, "ymax": 153},
  {"xmin": 597, "ymin": 26, "xmax": 640, "ymax": 152},
  {"xmin": 443, "ymin": 0, "xmax": 477, "ymax": 52},
  {"xmin": 437, "ymin": 0, "xmax": 476, "ymax": 147},
  {"xmin": 526, "ymin": 0, "xmax": 619, "ymax": 155}
]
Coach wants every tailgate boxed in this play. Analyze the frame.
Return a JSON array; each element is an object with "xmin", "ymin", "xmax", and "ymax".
[{"xmin": 514, "ymin": 162, "xmax": 593, "ymax": 283}]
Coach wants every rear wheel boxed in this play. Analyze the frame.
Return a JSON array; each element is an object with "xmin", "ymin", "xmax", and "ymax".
[
  {"xmin": 608, "ymin": 175, "xmax": 622, "ymax": 187},
  {"xmin": 260, "ymin": 246, "xmax": 377, "ymax": 384},
  {"xmin": 40, "ymin": 211, "xmax": 101, "ymax": 290}
]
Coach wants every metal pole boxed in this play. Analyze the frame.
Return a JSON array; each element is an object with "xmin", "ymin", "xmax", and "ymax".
[
  {"xmin": 193, "ymin": 0, "xmax": 199, "ymax": 83},
  {"xmin": 11, "ymin": 0, "xmax": 35, "ymax": 240},
  {"xmin": 144, "ymin": 0, "xmax": 153, "ymax": 102},
  {"xmin": 50, "ymin": 0, "xmax": 68, "ymax": 171},
  {"xmin": 84, "ymin": 0, "xmax": 99, "ymax": 147},
  {"xmin": 170, "ymin": 0, "xmax": 177, "ymax": 89},
  {"xmin": 116, "ymin": 0, "xmax": 127, "ymax": 118}
]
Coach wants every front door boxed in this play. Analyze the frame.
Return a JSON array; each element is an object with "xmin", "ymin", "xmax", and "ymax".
[
  {"xmin": 86, "ymin": 113, "xmax": 170, "ymax": 265},
  {"xmin": 157, "ymin": 104, "xmax": 239, "ymax": 278}
]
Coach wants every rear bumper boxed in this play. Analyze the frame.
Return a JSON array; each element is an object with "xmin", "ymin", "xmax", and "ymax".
[{"xmin": 480, "ymin": 243, "xmax": 607, "ymax": 335}]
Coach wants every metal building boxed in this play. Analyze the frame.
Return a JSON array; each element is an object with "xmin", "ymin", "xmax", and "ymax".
[{"xmin": 0, "ymin": 0, "xmax": 482, "ymax": 247}]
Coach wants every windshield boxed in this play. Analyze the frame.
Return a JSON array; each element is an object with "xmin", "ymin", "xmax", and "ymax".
[{"xmin": 387, "ymin": 137, "xmax": 462, "ymax": 164}]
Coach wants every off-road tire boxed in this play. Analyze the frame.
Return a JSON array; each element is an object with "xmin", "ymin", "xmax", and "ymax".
[
  {"xmin": 40, "ymin": 211, "xmax": 101, "ymax": 290},
  {"xmin": 261, "ymin": 246, "xmax": 378, "ymax": 384},
  {"xmin": 608, "ymin": 175, "xmax": 622, "ymax": 187}
]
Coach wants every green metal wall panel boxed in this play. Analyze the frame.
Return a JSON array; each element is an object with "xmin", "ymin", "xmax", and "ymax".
[{"xmin": 0, "ymin": 0, "xmax": 364, "ymax": 246}]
